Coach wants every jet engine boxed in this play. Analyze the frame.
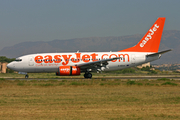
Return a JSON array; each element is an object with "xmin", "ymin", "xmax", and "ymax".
[{"xmin": 56, "ymin": 66, "xmax": 81, "ymax": 76}]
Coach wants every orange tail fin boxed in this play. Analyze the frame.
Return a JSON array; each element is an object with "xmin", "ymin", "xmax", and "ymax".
[{"xmin": 119, "ymin": 17, "xmax": 166, "ymax": 53}]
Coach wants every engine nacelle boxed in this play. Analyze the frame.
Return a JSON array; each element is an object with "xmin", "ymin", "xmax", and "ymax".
[{"xmin": 56, "ymin": 66, "xmax": 81, "ymax": 76}]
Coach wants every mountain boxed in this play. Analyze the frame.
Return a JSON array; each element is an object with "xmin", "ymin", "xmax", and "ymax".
[{"xmin": 0, "ymin": 30, "xmax": 179, "ymax": 64}]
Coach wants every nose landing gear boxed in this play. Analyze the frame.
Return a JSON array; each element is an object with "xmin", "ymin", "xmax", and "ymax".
[
  {"xmin": 25, "ymin": 74, "xmax": 29, "ymax": 79},
  {"xmin": 18, "ymin": 72, "xmax": 29, "ymax": 79}
]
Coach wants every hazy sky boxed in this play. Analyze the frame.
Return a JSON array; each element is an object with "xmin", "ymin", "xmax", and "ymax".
[{"xmin": 1, "ymin": 0, "xmax": 180, "ymax": 50}]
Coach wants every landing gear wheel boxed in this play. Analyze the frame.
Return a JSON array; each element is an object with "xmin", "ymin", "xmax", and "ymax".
[
  {"xmin": 25, "ymin": 74, "xmax": 29, "ymax": 79},
  {"xmin": 84, "ymin": 72, "xmax": 92, "ymax": 79},
  {"xmin": 87, "ymin": 73, "xmax": 92, "ymax": 78}
]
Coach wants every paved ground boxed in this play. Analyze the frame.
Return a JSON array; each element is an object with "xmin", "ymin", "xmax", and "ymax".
[{"xmin": 4, "ymin": 75, "xmax": 180, "ymax": 80}]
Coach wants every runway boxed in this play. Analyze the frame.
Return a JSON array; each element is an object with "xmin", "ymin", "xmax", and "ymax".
[{"xmin": 4, "ymin": 75, "xmax": 180, "ymax": 80}]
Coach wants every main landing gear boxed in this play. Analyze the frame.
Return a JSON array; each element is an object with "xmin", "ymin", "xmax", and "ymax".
[
  {"xmin": 25, "ymin": 74, "xmax": 29, "ymax": 79},
  {"xmin": 84, "ymin": 72, "xmax": 92, "ymax": 79}
]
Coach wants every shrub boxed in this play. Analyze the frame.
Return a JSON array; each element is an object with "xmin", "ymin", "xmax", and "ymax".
[
  {"xmin": 145, "ymin": 83, "xmax": 154, "ymax": 86},
  {"xmin": 157, "ymin": 78, "xmax": 170, "ymax": 81},
  {"xmin": 141, "ymin": 66, "xmax": 151, "ymax": 71},
  {"xmin": 137, "ymin": 83, "xmax": 143, "ymax": 86},
  {"xmin": 149, "ymin": 70, "xmax": 157, "ymax": 74},
  {"xmin": 122, "ymin": 68, "xmax": 135, "ymax": 74},
  {"xmin": 6, "ymin": 69, "xmax": 14, "ymax": 73},
  {"xmin": 100, "ymin": 83, "xmax": 105, "ymax": 86},
  {"xmin": 126, "ymin": 81, "xmax": 136, "ymax": 85},
  {"xmin": 59, "ymin": 82, "xmax": 65, "ymax": 85},
  {"xmin": 161, "ymin": 82, "xmax": 177, "ymax": 86},
  {"xmin": 0, "ymin": 78, "xmax": 5, "ymax": 81}
]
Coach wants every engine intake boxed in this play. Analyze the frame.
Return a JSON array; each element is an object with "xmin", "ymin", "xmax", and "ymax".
[{"xmin": 56, "ymin": 66, "xmax": 80, "ymax": 76}]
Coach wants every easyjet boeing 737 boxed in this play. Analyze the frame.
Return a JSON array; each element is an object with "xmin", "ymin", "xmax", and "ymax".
[{"xmin": 7, "ymin": 17, "xmax": 171, "ymax": 78}]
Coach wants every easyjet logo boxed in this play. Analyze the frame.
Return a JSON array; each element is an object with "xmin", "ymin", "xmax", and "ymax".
[
  {"xmin": 61, "ymin": 68, "xmax": 70, "ymax": 72},
  {"xmin": 34, "ymin": 53, "xmax": 130, "ymax": 65},
  {"xmin": 60, "ymin": 67, "xmax": 78, "ymax": 72},
  {"xmin": 140, "ymin": 24, "xmax": 159, "ymax": 48}
]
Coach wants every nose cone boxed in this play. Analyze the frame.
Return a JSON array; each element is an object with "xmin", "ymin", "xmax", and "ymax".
[{"xmin": 7, "ymin": 62, "xmax": 14, "ymax": 70}]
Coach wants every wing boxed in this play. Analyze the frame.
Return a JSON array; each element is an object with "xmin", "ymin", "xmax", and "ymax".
[{"xmin": 76, "ymin": 57, "xmax": 120, "ymax": 72}]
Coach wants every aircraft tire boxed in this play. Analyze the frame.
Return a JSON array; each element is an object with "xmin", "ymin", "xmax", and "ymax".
[
  {"xmin": 25, "ymin": 74, "xmax": 29, "ymax": 79},
  {"xmin": 84, "ymin": 72, "xmax": 92, "ymax": 79},
  {"xmin": 87, "ymin": 73, "xmax": 92, "ymax": 78}
]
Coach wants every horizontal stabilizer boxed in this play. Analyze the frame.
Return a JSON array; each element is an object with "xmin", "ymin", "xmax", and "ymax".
[{"xmin": 146, "ymin": 49, "xmax": 172, "ymax": 57}]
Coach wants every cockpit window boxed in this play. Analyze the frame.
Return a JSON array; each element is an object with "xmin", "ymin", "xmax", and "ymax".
[{"xmin": 15, "ymin": 58, "xmax": 22, "ymax": 62}]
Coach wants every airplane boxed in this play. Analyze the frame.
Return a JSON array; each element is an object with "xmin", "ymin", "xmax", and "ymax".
[{"xmin": 7, "ymin": 17, "xmax": 171, "ymax": 79}]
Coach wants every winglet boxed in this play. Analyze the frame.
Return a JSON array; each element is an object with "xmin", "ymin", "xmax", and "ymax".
[{"xmin": 119, "ymin": 17, "xmax": 166, "ymax": 53}]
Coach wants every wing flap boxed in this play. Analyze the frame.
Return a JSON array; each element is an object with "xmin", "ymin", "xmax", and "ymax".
[{"xmin": 76, "ymin": 57, "xmax": 120, "ymax": 71}]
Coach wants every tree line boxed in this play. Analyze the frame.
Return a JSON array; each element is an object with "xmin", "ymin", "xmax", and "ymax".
[{"xmin": 0, "ymin": 56, "xmax": 15, "ymax": 63}]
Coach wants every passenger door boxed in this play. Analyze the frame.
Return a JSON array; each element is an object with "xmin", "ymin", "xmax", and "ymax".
[
  {"xmin": 29, "ymin": 57, "xmax": 34, "ymax": 66},
  {"xmin": 131, "ymin": 55, "xmax": 136, "ymax": 64}
]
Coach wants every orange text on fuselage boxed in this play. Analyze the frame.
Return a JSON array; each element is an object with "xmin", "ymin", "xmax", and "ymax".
[{"xmin": 34, "ymin": 53, "xmax": 130, "ymax": 65}]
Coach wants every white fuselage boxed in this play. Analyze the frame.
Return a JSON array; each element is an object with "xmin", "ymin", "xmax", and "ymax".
[{"xmin": 7, "ymin": 51, "xmax": 159, "ymax": 73}]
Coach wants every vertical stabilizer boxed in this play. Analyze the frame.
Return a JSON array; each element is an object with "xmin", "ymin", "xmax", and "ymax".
[{"xmin": 119, "ymin": 17, "xmax": 166, "ymax": 53}]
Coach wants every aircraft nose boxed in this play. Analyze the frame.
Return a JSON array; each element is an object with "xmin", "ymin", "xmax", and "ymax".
[{"xmin": 7, "ymin": 62, "xmax": 14, "ymax": 69}]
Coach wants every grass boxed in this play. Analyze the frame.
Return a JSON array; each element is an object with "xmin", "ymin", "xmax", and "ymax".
[
  {"xmin": 162, "ymin": 82, "xmax": 178, "ymax": 86},
  {"xmin": 0, "ymin": 78, "xmax": 180, "ymax": 120},
  {"xmin": 126, "ymin": 80, "xmax": 136, "ymax": 85},
  {"xmin": 157, "ymin": 78, "xmax": 171, "ymax": 81},
  {"xmin": 17, "ymin": 82, "xmax": 25, "ymax": 86},
  {"xmin": 69, "ymin": 82, "xmax": 88, "ymax": 86},
  {"xmin": 0, "ymin": 78, "xmax": 5, "ymax": 80}
]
